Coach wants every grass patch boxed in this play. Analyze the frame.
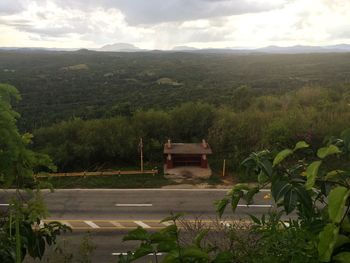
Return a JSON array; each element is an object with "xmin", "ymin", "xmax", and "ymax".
[
  {"xmin": 207, "ymin": 174, "xmax": 223, "ymax": 185},
  {"xmin": 43, "ymin": 173, "xmax": 176, "ymax": 188},
  {"xmin": 61, "ymin": 63, "xmax": 89, "ymax": 71}
]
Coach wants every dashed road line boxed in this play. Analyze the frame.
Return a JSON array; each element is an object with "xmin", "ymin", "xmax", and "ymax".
[
  {"xmin": 115, "ymin": 203, "xmax": 153, "ymax": 207},
  {"xmin": 112, "ymin": 252, "xmax": 163, "ymax": 256},
  {"xmin": 0, "ymin": 204, "xmax": 10, "ymax": 206},
  {"xmin": 134, "ymin": 220, "xmax": 151, "ymax": 228},
  {"xmin": 110, "ymin": 221, "xmax": 124, "ymax": 228},
  {"xmin": 42, "ymin": 218, "xmax": 266, "ymax": 231},
  {"xmin": 84, "ymin": 221, "xmax": 100, "ymax": 229},
  {"xmin": 237, "ymin": 204, "xmax": 273, "ymax": 208}
]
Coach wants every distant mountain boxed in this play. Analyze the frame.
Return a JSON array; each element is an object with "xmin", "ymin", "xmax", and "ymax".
[
  {"xmin": 98, "ymin": 43, "xmax": 142, "ymax": 52},
  {"xmin": 0, "ymin": 47, "xmax": 77, "ymax": 52},
  {"xmin": 1, "ymin": 43, "xmax": 350, "ymax": 54},
  {"xmin": 172, "ymin": 46, "xmax": 198, "ymax": 51},
  {"xmin": 255, "ymin": 44, "xmax": 350, "ymax": 54}
]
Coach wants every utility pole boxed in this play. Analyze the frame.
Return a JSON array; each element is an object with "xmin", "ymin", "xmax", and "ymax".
[
  {"xmin": 140, "ymin": 138, "xmax": 144, "ymax": 173},
  {"xmin": 222, "ymin": 159, "xmax": 226, "ymax": 177}
]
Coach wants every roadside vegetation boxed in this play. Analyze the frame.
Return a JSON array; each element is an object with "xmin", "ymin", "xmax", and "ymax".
[
  {"xmin": 32, "ymin": 85, "xmax": 350, "ymax": 182},
  {"xmin": 119, "ymin": 131, "xmax": 350, "ymax": 263},
  {"xmin": 0, "ymin": 84, "xmax": 69, "ymax": 262},
  {"xmin": 2, "ymin": 51, "xmax": 350, "ymax": 181},
  {"xmin": 44, "ymin": 173, "xmax": 175, "ymax": 189}
]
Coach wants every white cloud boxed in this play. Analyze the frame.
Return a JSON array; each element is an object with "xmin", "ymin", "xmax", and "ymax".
[{"xmin": 0, "ymin": 0, "xmax": 350, "ymax": 49}]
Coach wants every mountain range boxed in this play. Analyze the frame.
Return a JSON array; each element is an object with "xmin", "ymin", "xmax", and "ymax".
[{"xmin": 2, "ymin": 43, "xmax": 350, "ymax": 54}]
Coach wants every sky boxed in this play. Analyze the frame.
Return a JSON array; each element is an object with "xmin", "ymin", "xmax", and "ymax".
[{"xmin": 0, "ymin": 0, "xmax": 350, "ymax": 50}]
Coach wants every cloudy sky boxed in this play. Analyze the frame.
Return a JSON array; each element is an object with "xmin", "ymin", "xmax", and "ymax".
[{"xmin": 0, "ymin": 0, "xmax": 349, "ymax": 49}]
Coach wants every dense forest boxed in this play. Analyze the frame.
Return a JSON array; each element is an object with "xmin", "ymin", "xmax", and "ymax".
[
  {"xmin": 1, "ymin": 50, "xmax": 350, "ymax": 130},
  {"xmin": 1, "ymin": 50, "xmax": 350, "ymax": 175}
]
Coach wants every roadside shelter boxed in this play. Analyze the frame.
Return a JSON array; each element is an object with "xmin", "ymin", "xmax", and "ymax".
[{"xmin": 163, "ymin": 139, "xmax": 212, "ymax": 169}]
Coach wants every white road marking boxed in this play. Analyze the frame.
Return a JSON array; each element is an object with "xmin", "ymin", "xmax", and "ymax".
[
  {"xmin": 115, "ymin": 203, "xmax": 153, "ymax": 207},
  {"xmin": 134, "ymin": 221, "xmax": 151, "ymax": 228},
  {"xmin": 220, "ymin": 221, "xmax": 231, "ymax": 227},
  {"xmin": 283, "ymin": 222, "xmax": 290, "ymax": 227},
  {"xmin": 84, "ymin": 221, "xmax": 100, "ymax": 229},
  {"xmin": 61, "ymin": 221, "xmax": 73, "ymax": 228},
  {"xmin": 260, "ymin": 189, "xmax": 271, "ymax": 192},
  {"xmin": 237, "ymin": 204, "xmax": 273, "ymax": 208},
  {"xmin": 162, "ymin": 221, "xmax": 172, "ymax": 226},
  {"xmin": 112, "ymin": 252, "xmax": 163, "ymax": 256},
  {"xmin": 0, "ymin": 204, "xmax": 10, "ymax": 206},
  {"xmin": 110, "ymin": 221, "xmax": 124, "ymax": 228}
]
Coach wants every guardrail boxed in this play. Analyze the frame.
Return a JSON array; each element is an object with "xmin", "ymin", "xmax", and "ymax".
[{"xmin": 36, "ymin": 169, "xmax": 158, "ymax": 178}]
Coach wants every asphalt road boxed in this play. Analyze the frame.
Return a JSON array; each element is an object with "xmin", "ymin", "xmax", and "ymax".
[{"xmin": 0, "ymin": 189, "xmax": 274, "ymax": 262}]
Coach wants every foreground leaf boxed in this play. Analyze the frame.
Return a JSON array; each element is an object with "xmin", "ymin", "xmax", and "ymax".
[
  {"xmin": 305, "ymin": 161, "xmax": 322, "ymax": 190},
  {"xmin": 123, "ymin": 227, "xmax": 149, "ymax": 241},
  {"xmin": 271, "ymin": 180, "xmax": 291, "ymax": 203},
  {"xmin": 317, "ymin": 145, "xmax": 341, "ymax": 159},
  {"xmin": 161, "ymin": 212, "xmax": 185, "ymax": 223},
  {"xmin": 273, "ymin": 149, "xmax": 293, "ymax": 167},
  {"xmin": 215, "ymin": 198, "xmax": 229, "ymax": 218},
  {"xmin": 325, "ymin": 170, "xmax": 345, "ymax": 180},
  {"xmin": 293, "ymin": 141, "xmax": 310, "ymax": 151},
  {"xmin": 328, "ymin": 186, "xmax": 350, "ymax": 224},
  {"xmin": 333, "ymin": 252, "xmax": 350, "ymax": 263},
  {"xmin": 318, "ymin": 223, "xmax": 339, "ymax": 262},
  {"xmin": 194, "ymin": 229, "xmax": 209, "ymax": 248},
  {"xmin": 284, "ymin": 188, "xmax": 298, "ymax": 214}
]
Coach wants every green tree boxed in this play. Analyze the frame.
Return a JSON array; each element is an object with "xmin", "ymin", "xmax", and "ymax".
[{"xmin": 0, "ymin": 83, "xmax": 70, "ymax": 262}]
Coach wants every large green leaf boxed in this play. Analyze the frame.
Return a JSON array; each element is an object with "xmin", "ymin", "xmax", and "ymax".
[
  {"xmin": 260, "ymin": 159, "xmax": 273, "ymax": 176},
  {"xmin": 328, "ymin": 186, "xmax": 350, "ymax": 224},
  {"xmin": 215, "ymin": 198, "xmax": 229, "ymax": 218},
  {"xmin": 228, "ymin": 183, "xmax": 250, "ymax": 193},
  {"xmin": 318, "ymin": 223, "xmax": 339, "ymax": 262},
  {"xmin": 333, "ymin": 252, "xmax": 350, "ymax": 263},
  {"xmin": 231, "ymin": 193, "xmax": 241, "ymax": 213},
  {"xmin": 157, "ymin": 240, "xmax": 177, "ymax": 252},
  {"xmin": 305, "ymin": 161, "xmax": 322, "ymax": 190},
  {"xmin": 258, "ymin": 170, "xmax": 268, "ymax": 183},
  {"xmin": 243, "ymin": 187, "xmax": 259, "ymax": 205},
  {"xmin": 194, "ymin": 229, "xmax": 209, "ymax": 248},
  {"xmin": 271, "ymin": 180, "xmax": 292, "ymax": 203},
  {"xmin": 122, "ymin": 227, "xmax": 149, "ymax": 241},
  {"xmin": 293, "ymin": 141, "xmax": 310, "ymax": 151},
  {"xmin": 334, "ymin": 234, "xmax": 350, "ymax": 249},
  {"xmin": 273, "ymin": 149, "xmax": 293, "ymax": 167},
  {"xmin": 294, "ymin": 186, "xmax": 313, "ymax": 210},
  {"xmin": 160, "ymin": 212, "xmax": 185, "ymax": 223},
  {"xmin": 325, "ymin": 170, "xmax": 345, "ymax": 180},
  {"xmin": 284, "ymin": 188, "xmax": 298, "ymax": 214},
  {"xmin": 341, "ymin": 217, "xmax": 350, "ymax": 233},
  {"xmin": 133, "ymin": 243, "xmax": 154, "ymax": 260},
  {"xmin": 317, "ymin": 145, "xmax": 341, "ymax": 159}
]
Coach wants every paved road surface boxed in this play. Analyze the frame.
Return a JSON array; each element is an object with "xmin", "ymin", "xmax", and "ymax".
[{"xmin": 0, "ymin": 189, "xmax": 274, "ymax": 262}]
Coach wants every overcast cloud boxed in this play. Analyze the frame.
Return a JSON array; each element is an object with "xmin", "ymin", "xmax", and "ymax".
[{"xmin": 0, "ymin": 0, "xmax": 349, "ymax": 49}]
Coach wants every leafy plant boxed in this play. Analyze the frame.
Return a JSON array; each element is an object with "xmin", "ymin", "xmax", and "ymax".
[
  {"xmin": 119, "ymin": 213, "xmax": 237, "ymax": 263},
  {"xmin": 216, "ymin": 129, "xmax": 350, "ymax": 262},
  {"xmin": 0, "ymin": 84, "xmax": 70, "ymax": 262}
]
